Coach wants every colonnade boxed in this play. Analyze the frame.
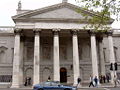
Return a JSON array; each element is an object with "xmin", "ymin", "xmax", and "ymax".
[{"xmin": 11, "ymin": 29, "xmax": 115, "ymax": 88}]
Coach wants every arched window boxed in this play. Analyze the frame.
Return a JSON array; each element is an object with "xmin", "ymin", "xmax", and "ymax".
[{"xmin": 42, "ymin": 67, "xmax": 51, "ymax": 82}]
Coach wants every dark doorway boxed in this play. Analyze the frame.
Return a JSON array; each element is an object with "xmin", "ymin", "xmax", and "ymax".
[{"xmin": 60, "ymin": 68, "xmax": 67, "ymax": 83}]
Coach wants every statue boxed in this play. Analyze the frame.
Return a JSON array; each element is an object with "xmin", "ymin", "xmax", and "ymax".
[{"xmin": 18, "ymin": 1, "xmax": 22, "ymax": 10}]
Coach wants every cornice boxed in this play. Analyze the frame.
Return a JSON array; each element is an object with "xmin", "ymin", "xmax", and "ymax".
[{"xmin": 13, "ymin": 18, "xmax": 113, "ymax": 24}]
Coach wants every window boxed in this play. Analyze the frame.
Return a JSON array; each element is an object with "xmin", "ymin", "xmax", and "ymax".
[{"xmin": 0, "ymin": 75, "xmax": 12, "ymax": 82}]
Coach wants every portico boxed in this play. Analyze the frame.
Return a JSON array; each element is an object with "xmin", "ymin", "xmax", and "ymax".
[{"xmin": 10, "ymin": 28, "xmax": 100, "ymax": 87}]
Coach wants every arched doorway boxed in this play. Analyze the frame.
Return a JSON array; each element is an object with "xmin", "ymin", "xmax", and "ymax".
[
  {"xmin": 25, "ymin": 68, "xmax": 33, "ymax": 86},
  {"xmin": 42, "ymin": 67, "xmax": 51, "ymax": 82},
  {"xmin": 60, "ymin": 68, "xmax": 67, "ymax": 83}
]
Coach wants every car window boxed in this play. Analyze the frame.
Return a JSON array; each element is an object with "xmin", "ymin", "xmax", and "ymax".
[
  {"xmin": 44, "ymin": 82, "xmax": 51, "ymax": 86},
  {"xmin": 51, "ymin": 82, "xmax": 59, "ymax": 86},
  {"xmin": 42, "ymin": 81, "xmax": 60, "ymax": 86}
]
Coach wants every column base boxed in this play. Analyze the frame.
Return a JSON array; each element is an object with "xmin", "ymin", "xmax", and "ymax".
[{"xmin": 11, "ymin": 84, "xmax": 21, "ymax": 88}]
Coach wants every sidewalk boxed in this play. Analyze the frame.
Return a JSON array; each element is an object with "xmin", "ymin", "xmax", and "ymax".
[{"xmin": 77, "ymin": 83, "xmax": 120, "ymax": 90}]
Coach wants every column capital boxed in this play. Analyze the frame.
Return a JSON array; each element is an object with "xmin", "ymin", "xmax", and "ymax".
[
  {"xmin": 88, "ymin": 30, "xmax": 96, "ymax": 36},
  {"xmin": 71, "ymin": 29, "xmax": 79, "ymax": 35},
  {"xmin": 14, "ymin": 28, "xmax": 22, "ymax": 34},
  {"xmin": 52, "ymin": 28, "xmax": 60, "ymax": 32},
  {"xmin": 33, "ymin": 28, "xmax": 41, "ymax": 35},
  {"xmin": 106, "ymin": 30, "xmax": 113, "ymax": 36},
  {"xmin": 52, "ymin": 28, "xmax": 60, "ymax": 35}
]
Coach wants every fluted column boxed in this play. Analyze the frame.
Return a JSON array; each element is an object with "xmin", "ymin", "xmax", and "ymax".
[
  {"xmin": 90, "ymin": 31, "xmax": 99, "ymax": 78},
  {"xmin": 107, "ymin": 30, "xmax": 116, "ymax": 84},
  {"xmin": 33, "ymin": 29, "xmax": 41, "ymax": 85},
  {"xmin": 11, "ymin": 29, "xmax": 21, "ymax": 88},
  {"xmin": 98, "ymin": 37, "xmax": 106, "ymax": 76},
  {"xmin": 53, "ymin": 28, "xmax": 60, "ymax": 81},
  {"xmin": 72, "ymin": 29, "xmax": 80, "ymax": 85}
]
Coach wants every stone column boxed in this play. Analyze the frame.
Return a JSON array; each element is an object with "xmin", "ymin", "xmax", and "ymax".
[
  {"xmin": 90, "ymin": 31, "xmax": 99, "ymax": 78},
  {"xmin": 72, "ymin": 30, "xmax": 80, "ymax": 85},
  {"xmin": 19, "ymin": 37, "xmax": 24, "ymax": 86},
  {"xmin": 53, "ymin": 28, "xmax": 60, "ymax": 81},
  {"xmin": 11, "ymin": 29, "xmax": 21, "ymax": 88},
  {"xmin": 107, "ymin": 30, "xmax": 116, "ymax": 84},
  {"xmin": 98, "ymin": 37, "xmax": 106, "ymax": 76},
  {"xmin": 33, "ymin": 29, "xmax": 41, "ymax": 85}
]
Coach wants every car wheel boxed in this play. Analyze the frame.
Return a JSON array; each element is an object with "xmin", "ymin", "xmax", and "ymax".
[
  {"xmin": 38, "ymin": 88, "xmax": 43, "ymax": 90},
  {"xmin": 64, "ymin": 88, "xmax": 71, "ymax": 90}
]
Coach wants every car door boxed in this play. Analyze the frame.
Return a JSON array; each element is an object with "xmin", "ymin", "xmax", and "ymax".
[{"xmin": 43, "ymin": 82, "xmax": 63, "ymax": 90}]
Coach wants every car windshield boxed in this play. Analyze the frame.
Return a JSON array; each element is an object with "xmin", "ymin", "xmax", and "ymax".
[{"xmin": 40, "ymin": 81, "xmax": 60, "ymax": 86}]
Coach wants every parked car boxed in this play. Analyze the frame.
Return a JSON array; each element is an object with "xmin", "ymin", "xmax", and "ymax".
[{"xmin": 33, "ymin": 81, "xmax": 77, "ymax": 90}]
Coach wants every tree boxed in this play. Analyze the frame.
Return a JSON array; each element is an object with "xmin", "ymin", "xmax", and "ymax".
[{"xmin": 75, "ymin": 0, "xmax": 120, "ymax": 31}]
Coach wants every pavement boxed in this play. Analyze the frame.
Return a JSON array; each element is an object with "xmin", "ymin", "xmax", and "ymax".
[{"xmin": 0, "ymin": 83, "xmax": 120, "ymax": 90}]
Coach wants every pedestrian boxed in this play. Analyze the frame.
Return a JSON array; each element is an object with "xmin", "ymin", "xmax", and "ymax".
[
  {"xmin": 89, "ymin": 75, "xmax": 94, "ymax": 87},
  {"xmin": 24, "ymin": 77, "xmax": 27, "ymax": 86},
  {"xmin": 77, "ymin": 77, "xmax": 81, "ymax": 87},
  {"xmin": 47, "ymin": 76, "xmax": 51, "ymax": 82},
  {"xmin": 103, "ymin": 75, "xmax": 106, "ymax": 83},
  {"xmin": 94, "ymin": 76, "xmax": 98, "ymax": 87},
  {"xmin": 106, "ymin": 74, "xmax": 110, "ymax": 83},
  {"xmin": 113, "ymin": 75, "xmax": 117, "ymax": 87},
  {"xmin": 99, "ymin": 75, "xmax": 102, "ymax": 83},
  {"xmin": 28, "ymin": 77, "xmax": 31, "ymax": 85}
]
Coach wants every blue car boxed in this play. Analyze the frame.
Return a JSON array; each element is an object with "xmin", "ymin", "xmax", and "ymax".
[{"xmin": 33, "ymin": 81, "xmax": 77, "ymax": 90}]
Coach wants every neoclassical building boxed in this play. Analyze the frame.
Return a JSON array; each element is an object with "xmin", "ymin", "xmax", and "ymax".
[{"xmin": 0, "ymin": 0, "xmax": 120, "ymax": 88}]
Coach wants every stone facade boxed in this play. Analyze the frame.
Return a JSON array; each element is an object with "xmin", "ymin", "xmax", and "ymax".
[{"xmin": 0, "ymin": 1, "xmax": 120, "ymax": 88}]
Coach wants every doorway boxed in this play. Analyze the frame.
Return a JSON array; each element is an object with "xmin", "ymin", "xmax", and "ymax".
[
  {"xmin": 25, "ymin": 68, "xmax": 33, "ymax": 86},
  {"xmin": 60, "ymin": 68, "xmax": 67, "ymax": 83}
]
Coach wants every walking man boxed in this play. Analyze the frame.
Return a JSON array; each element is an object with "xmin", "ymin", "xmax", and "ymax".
[{"xmin": 89, "ymin": 75, "xmax": 94, "ymax": 87}]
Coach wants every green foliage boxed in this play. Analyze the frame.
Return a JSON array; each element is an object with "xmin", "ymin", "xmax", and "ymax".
[{"xmin": 75, "ymin": 0, "xmax": 120, "ymax": 31}]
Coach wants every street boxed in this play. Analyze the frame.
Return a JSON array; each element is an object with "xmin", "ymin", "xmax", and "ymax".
[{"xmin": 0, "ymin": 87, "xmax": 119, "ymax": 90}]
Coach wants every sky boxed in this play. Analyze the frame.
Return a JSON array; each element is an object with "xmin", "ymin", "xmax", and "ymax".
[{"xmin": 0, "ymin": 0, "xmax": 120, "ymax": 29}]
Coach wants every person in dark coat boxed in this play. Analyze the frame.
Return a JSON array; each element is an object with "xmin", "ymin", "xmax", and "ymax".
[
  {"xmin": 106, "ymin": 74, "xmax": 110, "ymax": 83},
  {"xmin": 77, "ymin": 77, "xmax": 81, "ymax": 87},
  {"xmin": 94, "ymin": 76, "xmax": 98, "ymax": 87}
]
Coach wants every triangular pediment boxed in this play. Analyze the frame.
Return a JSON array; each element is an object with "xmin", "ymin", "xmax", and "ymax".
[
  {"xmin": 30, "ymin": 7, "xmax": 87, "ymax": 19},
  {"xmin": 12, "ymin": 2, "xmax": 113, "ymax": 23},
  {"xmin": 12, "ymin": 3, "xmax": 94, "ymax": 21}
]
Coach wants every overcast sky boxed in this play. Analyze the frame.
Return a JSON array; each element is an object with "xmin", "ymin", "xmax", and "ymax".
[{"xmin": 0, "ymin": 0, "xmax": 119, "ymax": 29}]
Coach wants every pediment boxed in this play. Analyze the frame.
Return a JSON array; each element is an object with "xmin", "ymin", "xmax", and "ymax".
[
  {"xmin": 30, "ymin": 7, "xmax": 88, "ymax": 19},
  {"xmin": 12, "ymin": 2, "xmax": 113, "ymax": 23},
  {"xmin": 12, "ymin": 3, "xmax": 95, "ymax": 22}
]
